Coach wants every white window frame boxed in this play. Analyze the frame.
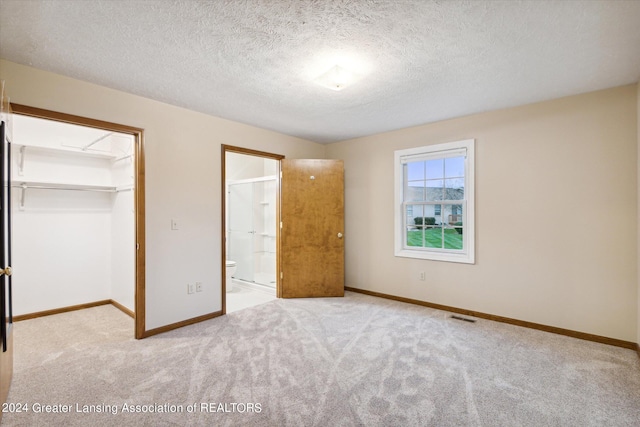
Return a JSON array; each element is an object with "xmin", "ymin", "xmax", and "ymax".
[{"xmin": 394, "ymin": 139, "xmax": 475, "ymax": 264}]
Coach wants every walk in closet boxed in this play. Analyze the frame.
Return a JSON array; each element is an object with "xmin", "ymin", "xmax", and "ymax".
[{"xmin": 11, "ymin": 114, "xmax": 135, "ymax": 316}]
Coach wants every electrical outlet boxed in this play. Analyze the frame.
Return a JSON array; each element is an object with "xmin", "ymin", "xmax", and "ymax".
[
  {"xmin": 171, "ymin": 219, "xmax": 179, "ymax": 230},
  {"xmin": 195, "ymin": 282, "xmax": 203, "ymax": 292},
  {"xmin": 419, "ymin": 271, "xmax": 425, "ymax": 281},
  {"xmin": 187, "ymin": 283, "xmax": 194, "ymax": 294}
]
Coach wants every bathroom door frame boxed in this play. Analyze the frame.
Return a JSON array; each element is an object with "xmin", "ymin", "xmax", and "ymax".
[
  {"xmin": 10, "ymin": 104, "xmax": 147, "ymax": 339},
  {"xmin": 221, "ymin": 145, "xmax": 284, "ymax": 314}
]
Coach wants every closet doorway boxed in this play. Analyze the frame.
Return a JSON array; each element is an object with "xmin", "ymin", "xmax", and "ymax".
[
  {"xmin": 10, "ymin": 105, "xmax": 145, "ymax": 338},
  {"xmin": 221, "ymin": 145, "xmax": 283, "ymax": 314}
]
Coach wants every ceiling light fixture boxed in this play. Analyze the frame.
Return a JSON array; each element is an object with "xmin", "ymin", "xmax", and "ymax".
[{"xmin": 313, "ymin": 65, "xmax": 361, "ymax": 91}]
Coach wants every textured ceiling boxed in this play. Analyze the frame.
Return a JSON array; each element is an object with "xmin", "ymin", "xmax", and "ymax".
[{"xmin": 1, "ymin": 0, "xmax": 640, "ymax": 144}]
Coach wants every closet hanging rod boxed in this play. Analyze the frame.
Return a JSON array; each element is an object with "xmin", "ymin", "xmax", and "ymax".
[
  {"xmin": 19, "ymin": 185, "xmax": 114, "ymax": 192},
  {"xmin": 13, "ymin": 182, "xmax": 117, "ymax": 208},
  {"xmin": 12, "ymin": 183, "xmax": 116, "ymax": 192},
  {"xmin": 82, "ymin": 132, "xmax": 113, "ymax": 151}
]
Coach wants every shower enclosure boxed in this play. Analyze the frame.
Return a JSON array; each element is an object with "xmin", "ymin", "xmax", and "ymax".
[{"xmin": 227, "ymin": 176, "xmax": 277, "ymax": 288}]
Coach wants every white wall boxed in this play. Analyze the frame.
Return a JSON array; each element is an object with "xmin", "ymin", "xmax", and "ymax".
[
  {"xmin": 110, "ymin": 134, "xmax": 135, "ymax": 311},
  {"xmin": 12, "ymin": 190, "xmax": 112, "ymax": 314},
  {"xmin": 110, "ymin": 190, "xmax": 134, "ymax": 311},
  {"xmin": 226, "ymin": 152, "xmax": 268, "ymax": 181},
  {"xmin": 0, "ymin": 59, "xmax": 325, "ymax": 330},
  {"xmin": 327, "ymin": 85, "xmax": 638, "ymax": 343}
]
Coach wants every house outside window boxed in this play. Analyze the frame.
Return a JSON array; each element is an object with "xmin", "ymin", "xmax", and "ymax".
[{"xmin": 394, "ymin": 139, "xmax": 475, "ymax": 263}]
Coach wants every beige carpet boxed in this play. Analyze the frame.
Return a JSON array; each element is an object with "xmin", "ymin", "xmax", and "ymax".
[{"xmin": 3, "ymin": 292, "xmax": 640, "ymax": 426}]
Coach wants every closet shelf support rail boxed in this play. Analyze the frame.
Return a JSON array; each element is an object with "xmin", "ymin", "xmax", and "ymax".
[
  {"xmin": 83, "ymin": 132, "xmax": 113, "ymax": 151},
  {"xmin": 113, "ymin": 154, "xmax": 133, "ymax": 163},
  {"xmin": 12, "ymin": 182, "xmax": 118, "ymax": 208}
]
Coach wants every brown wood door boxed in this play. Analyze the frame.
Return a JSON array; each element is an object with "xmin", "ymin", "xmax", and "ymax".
[{"xmin": 280, "ymin": 159, "xmax": 344, "ymax": 298}]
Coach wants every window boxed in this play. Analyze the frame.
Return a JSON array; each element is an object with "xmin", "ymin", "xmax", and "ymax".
[{"xmin": 394, "ymin": 139, "xmax": 475, "ymax": 263}]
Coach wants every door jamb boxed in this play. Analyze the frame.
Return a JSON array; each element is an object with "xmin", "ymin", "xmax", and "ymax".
[
  {"xmin": 221, "ymin": 145, "xmax": 284, "ymax": 313},
  {"xmin": 10, "ymin": 104, "xmax": 147, "ymax": 339}
]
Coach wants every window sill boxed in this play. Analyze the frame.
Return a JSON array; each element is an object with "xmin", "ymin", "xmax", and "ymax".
[{"xmin": 395, "ymin": 248, "xmax": 475, "ymax": 264}]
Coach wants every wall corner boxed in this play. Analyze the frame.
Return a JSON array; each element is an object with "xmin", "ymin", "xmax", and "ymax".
[{"xmin": 636, "ymin": 82, "xmax": 640, "ymax": 351}]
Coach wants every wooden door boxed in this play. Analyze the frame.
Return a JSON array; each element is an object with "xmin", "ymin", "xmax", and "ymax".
[
  {"xmin": 0, "ymin": 117, "xmax": 14, "ymax": 417},
  {"xmin": 280, "ymin": 159, "xmax": 344, "ymax": 298}
]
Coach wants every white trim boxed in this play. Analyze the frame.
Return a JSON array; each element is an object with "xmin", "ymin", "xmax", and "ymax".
[
  {"xmin": 399, "ymin": 147, "xmax": 467, "ymax": 164},
  {"xmin": 394, "ymin": 139, "xmax": 475, "ymax": 264}
]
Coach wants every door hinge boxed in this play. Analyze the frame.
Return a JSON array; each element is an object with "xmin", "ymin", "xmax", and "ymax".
[
  {"xmin": 280, "ymin": 171, "xmax": 283, "ymax": 178},
  {"xmin": 280, "ymin": 272, "xmax": 283, "ymax": 279},
  {"xmin": 280, "ymin": 221, "xmax": 283, "ymax": 229},
  {"xmin": 136, "ymin": 243, "xmax": 140, "ymax": 250}
]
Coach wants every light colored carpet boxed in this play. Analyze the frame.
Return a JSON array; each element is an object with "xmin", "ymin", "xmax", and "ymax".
[{"xmin": 3, "ymin": 292, "xmax": 640, "ymax": 426}]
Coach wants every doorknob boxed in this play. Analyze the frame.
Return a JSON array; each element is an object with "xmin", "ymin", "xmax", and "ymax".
[
  {"xmin": 0, "ymin": 266, "xmax": 12, "ymax": 277},
  {"xmin": 337, "ymin": 233, "xmax": 343, "ymax": 238}
]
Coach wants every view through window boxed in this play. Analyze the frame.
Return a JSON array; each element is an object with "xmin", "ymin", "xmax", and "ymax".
[{"xmin": 394, "ymin": 139, "xmax": 475, "ymax": 263}]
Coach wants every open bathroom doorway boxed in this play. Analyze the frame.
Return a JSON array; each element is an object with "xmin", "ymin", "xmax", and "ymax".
[{"xmin": 221, "ymin": 145, "xmax": 283, "ymax": 314}]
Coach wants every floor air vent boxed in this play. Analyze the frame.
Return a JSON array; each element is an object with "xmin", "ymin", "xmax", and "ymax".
[{"xmin": 451, "ymin": 315, "xmax": 476, "ymax": 323}]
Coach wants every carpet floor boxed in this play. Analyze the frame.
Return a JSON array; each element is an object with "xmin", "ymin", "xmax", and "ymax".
[{"xmin": 3, "ymin": 291, "xmax": 640, "ymax": 426}]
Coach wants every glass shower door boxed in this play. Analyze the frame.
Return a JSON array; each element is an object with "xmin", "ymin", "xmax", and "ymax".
[
  {"xmin": 254, "ymin": 179, "xmax": 276, "ymax": 287},
  {"xmin": 227, "ymin": 182, "xmax": 254, "ymax": 282}
]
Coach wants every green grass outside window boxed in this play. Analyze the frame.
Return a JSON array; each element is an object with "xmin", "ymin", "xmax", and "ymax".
[{"xmin": 407, "ymin": 228, "xmax": 463, "ymax": 250}]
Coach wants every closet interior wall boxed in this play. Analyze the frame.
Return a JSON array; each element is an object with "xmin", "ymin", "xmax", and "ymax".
[{"xmin": 11, "ymin": 115, "xmax": 135, "ymax": 316}]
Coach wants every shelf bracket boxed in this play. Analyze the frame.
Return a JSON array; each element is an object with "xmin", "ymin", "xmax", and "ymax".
[
  {"xmin": 18, "ymin": 145, "xmax": 25, "ymax": 176},
  {"xmin": 19, "ymin": 183, "xmax": 26, "ymax": 210}
]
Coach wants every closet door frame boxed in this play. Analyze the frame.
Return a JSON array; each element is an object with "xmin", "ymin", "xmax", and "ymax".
[{"xmin": 10, "ymin": 104, "xmax": 147, "ymax": 339}]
